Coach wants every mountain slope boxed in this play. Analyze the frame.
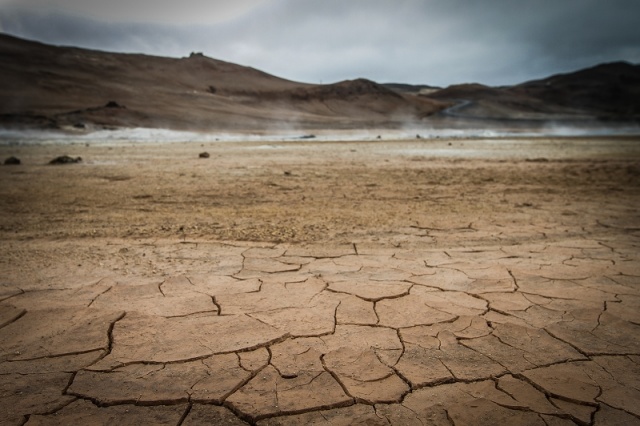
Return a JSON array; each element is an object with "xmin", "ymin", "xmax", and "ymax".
[
  {"xmin": 425, "ymin": 62, "xmax": 640, "ymax": 121},
  {"xmin": 510, "ymin": 62, "xmax": 640, "ymax": 119},
  {"xmin": 0, "ymin": 33, "xmax": 447, "ymax": 132}
]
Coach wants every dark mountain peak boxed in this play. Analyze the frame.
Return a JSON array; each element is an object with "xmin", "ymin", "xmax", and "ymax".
[
  {"xmin": 427, "ymin": 83, "xmax": 502, "ymax": 100},
  {"xmin": 286, "ymin": 78, "xmax": 404, "ymax": 102},
  {"xmin": 583, "ymin": 61, "xmax": 638, "ymax": 73},
  {"xmin": 516, "ymin": 61, "xmax": 640, "ymax": 90},
  {"xmin": 329, "ymin": 78, "xmax": 400, "ymax": 96}
]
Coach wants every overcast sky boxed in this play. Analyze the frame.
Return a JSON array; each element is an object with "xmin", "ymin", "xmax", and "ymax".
[{"xmin": 1, "ymin": 0, "xmax": 639, "ymax": 87}]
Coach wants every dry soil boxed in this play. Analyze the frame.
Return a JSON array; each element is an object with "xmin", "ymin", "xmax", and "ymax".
[{"xmin": 0, "ymin": 136, "xmax": 639, "ymax": 425}]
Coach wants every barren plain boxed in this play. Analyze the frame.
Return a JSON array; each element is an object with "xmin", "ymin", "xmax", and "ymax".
[{"xmin": 1, "ymin": 135, "xmax": 640, "ymax": 425}]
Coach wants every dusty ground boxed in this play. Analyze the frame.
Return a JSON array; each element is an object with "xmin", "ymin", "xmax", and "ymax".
[{"xmin": 1, "ymin": 136, "xmax": 640, "ymax": 425}]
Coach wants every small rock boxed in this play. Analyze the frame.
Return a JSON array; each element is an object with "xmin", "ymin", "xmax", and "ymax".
[
  {"xmin": 4, "ymin": 156, "xmax": 21, "ymax": 165},
  {"xmin": 104, "ymin": 101, "xmax": 124, "ymax": 108},
  {"xmin": 284, "ymin": 171, "xmax": 292, "ymax": 176},
  {"xmin": 49, "ymin": 155, "xmax": 82, "ymax": 165},
  {"xmin": 199, "ymin": 152, "xmax": 210, "ymax": 158}
]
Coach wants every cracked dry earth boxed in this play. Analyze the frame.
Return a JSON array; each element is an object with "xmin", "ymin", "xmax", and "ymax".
[{"xmin": 1, "ymin": 137, "xmax": 640, "ymax": 425}]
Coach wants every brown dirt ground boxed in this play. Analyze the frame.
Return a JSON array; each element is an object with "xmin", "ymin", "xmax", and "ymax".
[
  {"xmin": 1, "ymin": 136, "xmax": 639, "ymax": 245},
  {"xmin": 1, "ymin": 136, "xmax": 640, "ymax": 425}
]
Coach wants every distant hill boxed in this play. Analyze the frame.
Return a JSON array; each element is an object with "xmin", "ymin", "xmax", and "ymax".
[
  {"xmin": 0, "ymin": 33, "xmax": 447, "ymax": 132},
  {"xmin": 425, "ymin": 62, "xmax": 640, "ymax": 121},
  {"xmin": 1, "ymin": 33, "xmax": 638, "ymax": 133},
  {"xmin": 510, "ymin": 62, "xmax": 640, "ymax": 119}
]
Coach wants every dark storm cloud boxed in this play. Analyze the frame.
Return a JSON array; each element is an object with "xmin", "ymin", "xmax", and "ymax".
[
  {"xmin": 0, "ymin": 9, "xmax": 180, "ymax": 52},
  {"xmin": 1, "ymin": 0, "xmax": 638, "ymax": 86}
]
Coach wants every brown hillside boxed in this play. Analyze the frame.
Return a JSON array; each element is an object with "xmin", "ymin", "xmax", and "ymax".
[
  {"xmin": 510, "ymin": 62, "xmax": 640, "ymax": 119},
  {"xmin": 0, "ymin": 33, "xmax": 447, "ymax": 132},
  {"xmin": 425, "ymin": 63, "xmax": 640, "ymax": 121}
]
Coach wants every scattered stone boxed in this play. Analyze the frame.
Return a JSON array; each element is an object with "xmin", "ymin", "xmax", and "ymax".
[
  {"xmin": 526, "ymin": 157, "xmax": 549, "ymax": 162},
  {"xmin": 4, "ymin": 156, "xmax": 21, "ymax": 165},
  {"xmin": 199, "ymin": 152, "xmax": 210, "ymax": 158},
  {"xmin": 104, "ymin": 101, "xmax": 124, "ymax": 108},
  {"xmin": 49, "ymin": 155, "xmax": 82, "ymax": 165}
]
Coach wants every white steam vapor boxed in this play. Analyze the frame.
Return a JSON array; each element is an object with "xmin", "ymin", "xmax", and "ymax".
[{"xmin": 1, "ymin": 123, "xmax": 639, "ymax": 147}]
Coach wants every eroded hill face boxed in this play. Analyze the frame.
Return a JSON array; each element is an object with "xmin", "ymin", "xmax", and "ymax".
[
  {"xmin": 510, "ymin": 62, "xmax": 640, "ymax": 118},
  {"xmin": 424, "ymin": 62, "xmax": 640, "ymax": 121},
  {"xmin": 0, "ymin": 34, "xmax": 447, "ymax": 132},
  {"xmin": 1, "ymin": 33, "xmax": 637, "ymax": 132}
]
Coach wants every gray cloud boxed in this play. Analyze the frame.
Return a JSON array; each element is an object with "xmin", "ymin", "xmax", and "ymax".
[
  {"xmin": 1, "ymin": 0, "xmax": 639, "ymax": 86},
  {"xmin": 0, "ymin": 0, "xmax": 268, "ymax": 24}
]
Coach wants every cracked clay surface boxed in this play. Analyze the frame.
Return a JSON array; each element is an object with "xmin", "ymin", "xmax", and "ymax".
[{"xmin": 1, "ymin": 138, "xmax": 640, "ymax": 425}]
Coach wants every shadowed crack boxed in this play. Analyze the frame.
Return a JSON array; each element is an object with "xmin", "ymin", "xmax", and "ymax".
[
  {"xmin": 0, "ymin": 307, "xmax": 26, "ymax": 329},
  {"xmin": 22, "ymin": 392, "xmax": 78, "ymax": 419},
  {"xmin": 373, "ymin": 346, "xmax": 412, "ymax": 400},
  {"xmin": 176, "ymin": 403, "xmax": 192, "ymax": 426},
  {"xmin": 542, "ymin": 327, "xmax": 595, "ymax": 358},
  {"xmin": 372, "ymin": 405, "xmax": 394, "ymax": 425},
  {"xmin": 218, "ymin": 367, "xmax": 265, "ymax": 405},
  {"xmin": 325, "ymin": 286, "xmax": 411, "ymax": 303},
  {"xmin": 514, "ymin": 371, "xmax": 600, "ymax": 411},
  {"xmin": 85, "ymin": 312, "xmax": 126, "ymax": 369},
  {"xmin": 591, "ymin": 303, "xmax": 607, "ymax": 333},
  {"xmin": 87, "ymin": 285, "xmax": 113, "ymax": 308},
  {"xmin": 319, "ymin": 353, "xmax": 355, "ymax": 401},
  {"xmin": 507, "ymin": 270, "xmax": 520, "ymax": 291},
  {"xmin": 0, "ymin": 290, "xmax": 25, "ymax": 304},
  {"xmin": 461, "ymin": 340, "xmax": 512, "ymax": 373},
  {"xmin": 444, "ymin": 409, "xmax": 456, "ymax": 425},
  {"xmin": 547, "ymin": 401, "xmax": 596, "ymax": 426},
  {"xmin": 3, "ymin": 229, "xmax": 640, "ymax": 424},
  {"xmin": 372, "ymin": 301, "xmax": 382, "ymax": 325},
  {"xmin": 492, "ymin": 379, "xmax": 578, "ymax": 425},
  {"xmin": 165, "ymin": 310, "xmax": 219, "ymax": 319},
  {"xmin": 211, "ymin": 296, "xmax": 222, "ymax": 315},
  {"xmin": 62, "ymin": 372, "xmax": 78, "ymax": 398}
]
